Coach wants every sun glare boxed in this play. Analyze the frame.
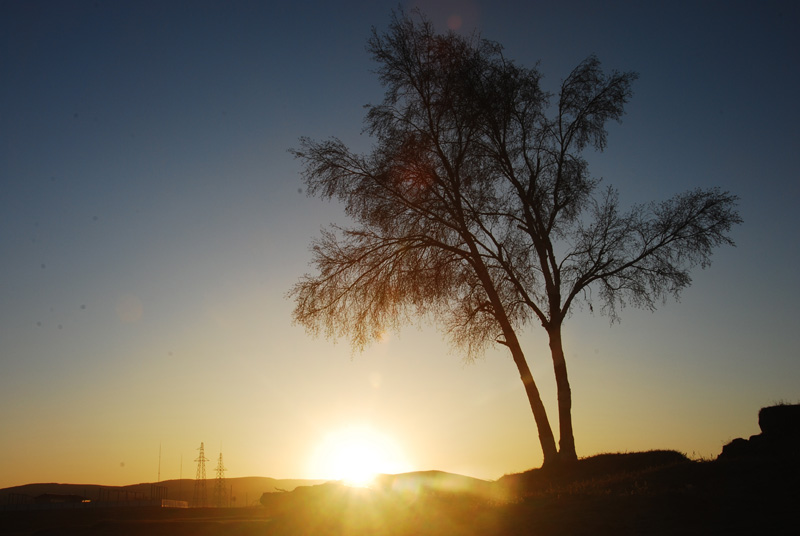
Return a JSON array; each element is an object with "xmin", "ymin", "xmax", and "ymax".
[{"xmin": 309, "ymin": 426, "xmax": 411, "ymax": 487}]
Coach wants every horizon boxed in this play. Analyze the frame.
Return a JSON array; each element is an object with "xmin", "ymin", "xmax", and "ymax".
[
  {"xmin": 1, "ymin": 467, "xmax": 487, "ymax": 489},
  {"xmin": 2, "ymin": 1, "xmax": 798, "ymax": 490}
]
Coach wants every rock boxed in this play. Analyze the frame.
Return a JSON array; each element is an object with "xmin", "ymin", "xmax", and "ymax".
[
  {"xmin": 719, "ymin": 437, "xmax": 750, "ymax": 459},
  {"xmin": 758, "ymin": 404, "xmax": 800, "ymax": 439},
  {"xmin": 718, "ymin": 404, "xmax": 800, "ymax": 461}
]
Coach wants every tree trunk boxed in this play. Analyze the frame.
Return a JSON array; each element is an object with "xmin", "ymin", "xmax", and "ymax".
[
  {"xmin": 548, "ymin": 325, "xmax": 577, "ymax": 462},
  {"xmin": 505, "ymin": 330, "xmax": 559, "ymax": 465},
  {"xmin": 460, "ymin": 231, "xmax": 558, "ymax": 466}
]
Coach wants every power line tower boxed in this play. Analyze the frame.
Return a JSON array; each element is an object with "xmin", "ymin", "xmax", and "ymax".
[
  {"xmin": 193, "ymin": 442, "xmax": 209, "ymax": 508},
  {"xmin": 213, "ymin": 450, "xmax": 227, "ymax": 508}
]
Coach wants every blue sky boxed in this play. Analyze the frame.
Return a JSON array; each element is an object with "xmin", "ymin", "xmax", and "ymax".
[{"xmin": 1, "ymin": 0, "xmax": 798, "ymax": 489}]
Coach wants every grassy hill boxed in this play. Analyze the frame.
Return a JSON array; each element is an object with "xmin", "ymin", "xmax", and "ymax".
[
  {"xmin": 0, "ymin": 476, "xmax": 326, "ymax": 508},
  {"xmin": 1, "ymin": 452, "xmax": 798, "ymax": 535}
]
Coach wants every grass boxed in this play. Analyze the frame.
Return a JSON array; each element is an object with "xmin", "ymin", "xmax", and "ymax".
[{"xmin": 2, "ymin": 451, "xmax": 797, "ymax": 535}]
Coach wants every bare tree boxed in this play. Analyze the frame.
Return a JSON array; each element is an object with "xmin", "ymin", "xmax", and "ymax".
[{"xmin": 290, "ymin": 11, "xmax": 741, "ymax": 465}]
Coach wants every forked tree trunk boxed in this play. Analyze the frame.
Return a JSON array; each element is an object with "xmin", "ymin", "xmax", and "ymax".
[
  {"xmin": 463, "ymin": 234, "xmax": 559, "ymax": 466},
  {"xmin": 548, "ymin": 325, "xmax": 577, "ymax": 462},
  {"xmin": 504, "ymin": 329, "xmax": 558, "ymax": 465}
]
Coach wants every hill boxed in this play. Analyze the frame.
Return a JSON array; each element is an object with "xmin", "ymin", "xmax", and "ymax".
[
  {"xmin": 256, "ymin": 453, "xmax": 799, "ymax": 535},
  {"xmin": 2, "ymin": 405, "xmax": 797, "ymax": 534},
  {"xmin": 1, "ymin": 455, "xmax": 798, "ymax": 535},
  {"xmin": 0, "ymin": 476, "xmax": 325, "ymax": 508}
]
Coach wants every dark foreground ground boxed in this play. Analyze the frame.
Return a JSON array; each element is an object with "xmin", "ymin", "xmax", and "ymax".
[{"xmin": 2, "ymin": 452, "xmax": 797, "ymax": 536}]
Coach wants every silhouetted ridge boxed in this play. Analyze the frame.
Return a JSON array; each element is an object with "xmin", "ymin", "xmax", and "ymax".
[
  {"xmin": 719, "ymin": 403, "xmax": 800, "ymax": 460},
  {"xmin": 497, "ymin": 450, "xmax": 690, "ymax": 497}
]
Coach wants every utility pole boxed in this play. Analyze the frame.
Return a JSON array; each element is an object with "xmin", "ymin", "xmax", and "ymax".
[
  {"xmin": 193, "ymin": 442, "xmax": 209, "ymax": 508},
  {"xmin": 178, "ymin": 455, "xmax": 183, "ymax": 501},
  {"xmin": 213, "ymin": 450, "xmax": 227, "ymax": 508}
]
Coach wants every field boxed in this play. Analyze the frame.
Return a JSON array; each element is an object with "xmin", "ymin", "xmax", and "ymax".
[{"xmin": 2, "ymin": 451, "xmax": 797, "ymax": 536}]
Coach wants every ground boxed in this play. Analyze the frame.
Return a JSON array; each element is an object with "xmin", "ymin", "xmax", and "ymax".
[{"xmin": 2, "ymin": 452, "xmax": 797, "ymax": 535}]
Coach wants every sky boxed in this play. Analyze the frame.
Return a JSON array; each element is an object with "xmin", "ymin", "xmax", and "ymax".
[{"xmin": 1, "ymin": 0, "xmax": 798, "ymax": 490}]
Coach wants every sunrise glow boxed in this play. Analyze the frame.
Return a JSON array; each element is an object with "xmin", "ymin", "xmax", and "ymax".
[
  {"xmin": 309, "ymin": 426, "xmax": 412, "ymax": 487},
  {"xmin": 1, "ymin": 1, "xmax": 796, "ymax": 508}
]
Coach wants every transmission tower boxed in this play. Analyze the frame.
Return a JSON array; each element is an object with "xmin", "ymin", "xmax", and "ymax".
[
  {"xmin": 213, "ymin": 450, "xmax": 227, "ymax": 507},
  {"xmin": 193, "ymin": 442, "xmax": 209, "ymax": 507}
]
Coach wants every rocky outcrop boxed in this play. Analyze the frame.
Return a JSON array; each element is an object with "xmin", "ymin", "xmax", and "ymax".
[{"xmin": 719, "ymin": 404, "xmax": 800, "ymax": 461}]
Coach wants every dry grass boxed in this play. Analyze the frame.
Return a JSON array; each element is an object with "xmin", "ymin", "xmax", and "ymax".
[{"xmin": 3, "ymin": 451, "xmax": 797, "ymax": 535}]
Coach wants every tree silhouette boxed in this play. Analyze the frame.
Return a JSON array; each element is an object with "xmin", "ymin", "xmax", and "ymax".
[{"xmin": 290, "ymin": 10, "xmax": 741, "ymax": 465}]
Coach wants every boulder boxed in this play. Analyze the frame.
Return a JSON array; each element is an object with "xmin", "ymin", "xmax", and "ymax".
[
  {"xmin": 718, "ymin": 404, "xmax": 800, "ymax": 461},
  {"xmin": 719, "ymin": 437, "xmax": 750, "ymax": 459},
  {"xmin": 758, "ymin": 404, "xmax": 800, "ymax": 439}
]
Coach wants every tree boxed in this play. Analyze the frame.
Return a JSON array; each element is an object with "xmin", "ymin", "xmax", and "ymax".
[{"xmin": 290, "ymin": 10, "xmax": 741, "ymax": 466}]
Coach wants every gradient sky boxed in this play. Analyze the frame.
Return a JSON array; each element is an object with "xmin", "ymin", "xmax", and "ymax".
[{"xmin": 2, "ymin": 0, "xmax": 798, "ymax": 489}]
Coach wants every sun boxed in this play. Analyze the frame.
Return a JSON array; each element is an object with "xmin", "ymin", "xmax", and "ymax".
[{"xmin": 309, "ymin": 425, "xmax": 411, "ymax": 487}]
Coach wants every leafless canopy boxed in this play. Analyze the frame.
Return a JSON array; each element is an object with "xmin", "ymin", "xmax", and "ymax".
[{"xmin": 290, "ymin": 11, "xmax": 740, "ymax": 359}]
